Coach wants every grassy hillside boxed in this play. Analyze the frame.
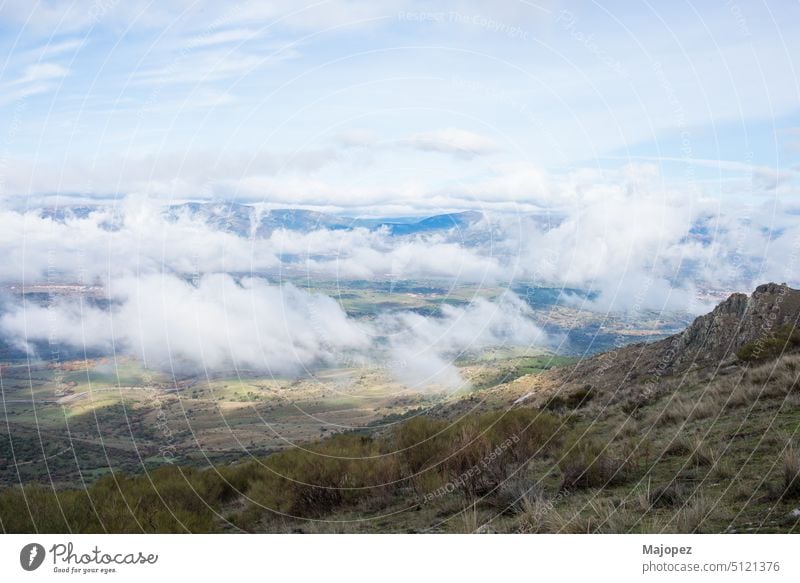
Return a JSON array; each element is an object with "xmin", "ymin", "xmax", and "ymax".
[
  {"xmin": 2, "ymin": 349, "xmax": 799, "ymax": 533},
  {"xmin": 3, "ymin": 284, "xmax": 799, "ymax": 533}
]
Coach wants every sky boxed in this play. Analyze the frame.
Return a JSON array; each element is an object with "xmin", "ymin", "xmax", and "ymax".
[
  {"xmin": 1, "ymin": 1, "xmax": 799, "ymax": 382},
  {"xmin": 0, "ymin": 0, "xmax": 798, "ymax": 214}
]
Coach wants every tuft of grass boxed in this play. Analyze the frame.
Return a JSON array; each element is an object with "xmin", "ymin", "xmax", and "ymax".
[
  {"xmin": 490, "ymin": 473, "xmax": 539, "ymax": 512},
  {"xmin": 455, "ymin": 503, "xmax": 481, "ymax": 534},
  {"xmin": 674, "ymin": 496, "xmax": 713, "ymax": 533},
  {"xmin": 688, "ymin": 399, "xmax": 719, "ymax": 421},
  {"xmin": 557, "ymin": 499, "xmax": 625, "ymax": 534},
  {"xmin": 630, "ymin": 478, "xmax": 653, "ymax": 513},
  {"xmin": 710, "ymin": 458, "xmax": 735, "ymax": 481},
  {"xmin": 656, "ymin": 397, "xmax": 694, "ymax": 425},
  {"xmin": 663, "ymin": 434, "xmax": 692, "ymax": 457},
  {"xmin": 688, "ymin": 436, "xmax": 717, "ymax": 468},
  {"xmin": 516, "ymin": 493, "xmax": 558, "ymax": 534},
  {"xmin": 782, "ymin": 445, "xmax": 800, "ymax": 499},
  {"xmin": 725, "ymin": 383, "xmax": 762, "ymax": 408},
  {"xmin": 656, "ymin": 395, "xmax": 718, "ymax": 426},
  {"xmin": 649, "ymin": 482, "xmax": 688, "ymax": 509},
  {"xmin": 664, "ymin": 435, "xmax": 717, "ymax": 468}
]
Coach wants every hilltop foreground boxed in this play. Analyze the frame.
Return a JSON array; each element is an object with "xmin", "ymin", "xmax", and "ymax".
[{"xmin": 1, "ymin": 284, "xmax": 799, "ymax": 533}]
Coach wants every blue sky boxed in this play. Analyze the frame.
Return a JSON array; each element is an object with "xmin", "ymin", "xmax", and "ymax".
[{"xmin": 0, "ymin": 0, "xmax": 798, "ymax": 214}]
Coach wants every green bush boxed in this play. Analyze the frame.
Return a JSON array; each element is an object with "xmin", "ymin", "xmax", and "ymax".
[
  {"xmin": 394, "ymin": 409, "xmax": 562, "ymax": 498},
  {"xmin": 559, "ymin": 435, "xmax": 630, "ymax": 491},
  {"xmin": 737, "ymin": 324, "xmax": 800, "ymax": 363},
  {"xmin": 245, "ymin": 434, "xmax": 400, "ymax": 518},
  {"xmin": 0, "ymin": 408, "xmax": 564, "ymax": 531},
  {"xmin": 543, "ymin": 385, "xmax": 594, "ymax": 411}
]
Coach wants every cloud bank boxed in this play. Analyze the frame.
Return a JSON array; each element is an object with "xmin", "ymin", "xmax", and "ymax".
[
  {"xmin": 1, "ymin": 161, "xmax": 799, "ymax": 387},
  {"xmin": 2, "ymin": 161, "xmax": 799, "ymax": 312},
  {"xmin": 0, "ymin": 274, "xmax": 544, "ymax": 389}
]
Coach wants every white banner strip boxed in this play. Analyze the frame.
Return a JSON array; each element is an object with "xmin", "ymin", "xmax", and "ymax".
[{"xmin": 0, "ymin": 534, "xmax": 797, "ymax": 582}]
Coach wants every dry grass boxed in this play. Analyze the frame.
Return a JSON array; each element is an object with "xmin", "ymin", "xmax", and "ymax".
[
  {"xmin": 557, "ymin": 499, "xmax": 626, "ymax": 534},
  {"xmin": 674, "ymin": 496, "xmax": 714, "ymax": 533},
  {"xmin": 516, "ymin": 493, "xmax": 559, "ymax": 533},
  {"xmin": 663, "ymin": 434, "xmax": 692, "ymax": 457},
  {"xmin": 689, "ymin": 398, "xmax": 719, "ymax": 421},
  {"xmin": 663, "ymin": 435, "xmax": 717, "ymax": 467},
  {"xmin": 710, "ymin": 458, "xmax": 735, "ymax": 481},
  {"xmin": 656, "ymin": 397, "xmax": 694, "ymax": 425},
  {"xmin": 745, "ymin": 354, "xmax": 800, "ymax": 392},
  {"xmin": 619, "ymin": 418, "xmax": 642, "ymax": 438},
  {"xmin": 725, "ymin": 383, "xmax": 763, "ymax": 408},
  {"xmin": 782, "ymin": 445, "xmax": 800, "ymax": 499},
  {"xmin": 454, "ymin": 503, "xmax": 481, "ymax": 534},
  {"xmin": 490, "ymin": 473, "xmax": 540, "ymax": 511},
  {"xmin": 699, "ymin": 354, "xmax": 800, "ymax": 411},
  {"xmin": 688, "ymin": 436, "xmax": 718, "ymax": 468},
  {"xmin": 631, "ymin": 478, "xmax": 654, "ymax": 513},
  {"xmin": 654, "ymin": 394, "xmax": 719, "ymax": 426},
  {"xmin": 513, "ymin": 490, "xmax": 626, "ymax": 533}
]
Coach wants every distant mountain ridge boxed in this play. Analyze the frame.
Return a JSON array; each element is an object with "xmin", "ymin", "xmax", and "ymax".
[{"xmin": 40, "ymin": 202, "xmax": 485, "ymax": 238}]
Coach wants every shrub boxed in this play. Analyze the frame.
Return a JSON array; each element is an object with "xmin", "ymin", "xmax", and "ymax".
[
  {"xmin": 1, "ymin": 408, "xmax": 563, "ymax": 531},
  {"xmin": 90, "ymin": 471, "xmax": 215, "ymax": 533},
  {"xmin": 489, "ymin": 473, "xmax": 540, "ymax": 511},
  {"xmin": 395, "ymin": 409, "xmax": 561, "ymax": 499},
  {"xmin": 245, "ymin": 433, "xmax": 401, "ymax": 518},
  {"xmin": 395, "ymin": 417, "xmax": 448, "ymax": 475},
  {"xmin": 559, "ymin": 436, "xmax": 630, "ymax": 491},
  {"xmin": 0, "ymin": 484, "xmax": 107, "ymax": 533},
  {"xmin": 737, "ymin": 324, "xmax": 800, "ymax": 363},
  {"xmin": 649, "ymin": 483, "xmax": 687, "ymax": 509},
  {"xmin": 543, "ymin": 384, "xmax": 594, "ymax": 411}
]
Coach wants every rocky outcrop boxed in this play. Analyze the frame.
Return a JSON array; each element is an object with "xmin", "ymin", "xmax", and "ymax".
[
  {"xmin": 667, "ymin": 283, "xmax": 800, "ymax": 370},
  {"xmin": 486, "ymin": 283, "xmax": 800, "ymax": 412}
]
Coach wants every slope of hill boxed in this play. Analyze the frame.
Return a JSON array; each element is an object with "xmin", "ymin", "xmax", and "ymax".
[
  {"xmin": 489, "ymin": 282, "xmax": 800, "ymax": 412},
  {"xmin": 2, "ymin": 283, "xmax": 799, "ymax": 534}
]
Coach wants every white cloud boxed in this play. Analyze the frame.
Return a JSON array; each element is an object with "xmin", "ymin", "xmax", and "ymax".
[
  {"xmin": 3, "ymin": 158, "xmax": 799, "ymax": 310},
  {"xmin": 379, "ymin": 291, "xmax": 546, "ymax": 387},
  {"xmin": 0, "ymin": 200, "xmax": 280, "ymax": 282},
  {"xmin": 0, "ymin": 63, "xmax": 69, "ymax": 105},
  {"xmin": 407, "ymin": 128, "xmax": 501, "ymax": 159},
  {"xmin": 0, "ymin": 272, "xmax": 544, "ymax": 388},
  {"xmin": 185, "ymin": 28, "xmax": 260, "ymax": 49},
  {"xmin": 0, "ymin": 274, "xmax": 371, "ymax": 374},
  {"xmin": 26, "ymin": 38, "xmax": 86, "ymax": 60},
  {"xmin": 333, "ymin": 129, "xmax": 379, "ymax": 148}
]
